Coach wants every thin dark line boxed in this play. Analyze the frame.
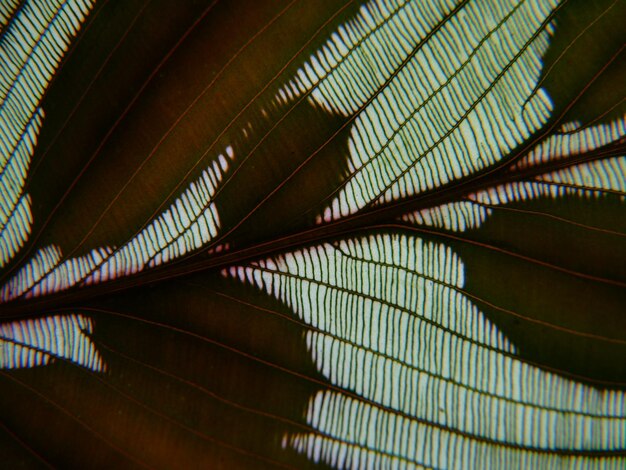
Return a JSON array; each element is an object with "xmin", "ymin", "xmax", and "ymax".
[{"xmin": 533, "ymin": 178, "xmax": 626, "ymax": 197}]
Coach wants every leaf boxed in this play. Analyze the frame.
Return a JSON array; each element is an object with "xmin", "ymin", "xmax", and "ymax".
[{"xmin": 0, "ymin": 0, "xmax": 625, "ymax": 467}]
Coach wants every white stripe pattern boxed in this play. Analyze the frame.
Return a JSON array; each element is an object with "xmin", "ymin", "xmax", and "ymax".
[
  {"xmin": 398, "ymin": 118, "xmax": 626, "ymax": 232},
  {"xmin": 0, "ymin": 0, "xmax": 95, "ymax": 267},
  {"xmin": 402, "ymin": 200, "xmax": 492, "ymax": 232},
  {"xmin": 514, "ymin": 117, "xmax": 626, "ymax": 170},
  {"xmin": 468, "ymin": 155, "xmax": 626, "ymax": 212},
  {"xmin": 1, "ymin": 146, "xmax": 234, "ymax": 301},
  {"xmin": 275, "ymin": 0, "xmax": 561, "ymax": 223},
  {"xmin": 228, "ymin": 233, "xmax": 626, "ymax": 468},
  {"xmin": 289, "ymin": 391, "xmax": 626, "ymax": 469},
  {"xmin": 0, "ymin": 313, "xmax": 104, "ymax": 371},
  {"xmin": 81, "ymin": 147, "xmax": 234, "ymax": 284}
]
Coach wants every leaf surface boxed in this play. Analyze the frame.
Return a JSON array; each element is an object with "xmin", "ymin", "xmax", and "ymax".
[{"xmin": 0, "ymin": 0, "xmax": 625, "ymax": 467}]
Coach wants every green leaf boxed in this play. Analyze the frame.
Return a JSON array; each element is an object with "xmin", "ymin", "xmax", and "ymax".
[{"xmin": 1, "ymin": 0, "xmax": 625, "ymax": 467}]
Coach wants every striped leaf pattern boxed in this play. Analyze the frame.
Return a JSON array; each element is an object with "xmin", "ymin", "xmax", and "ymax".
[
  {"xmin": 1, "ymin": 145, "xmax": 235, "ymax": 301},
  {"xmin": 401, "ymin": 200, "xmax": 491, "ymax": 232},
  {"xmin": 0, "ymin": 0, "xmax": 623, "ymax": 466},
  {"xmin": 470, "ymin": 156, "xmax": 626, "ymax": 205},
  {"xmin": 0, "ymin": 2, "xmax": 238, "ymax": 301},
  {"xmin": 278, "ymin": 0, "xmax": 561, "ymax": 222},
  {"xmin": 229, "ymin": 233, "xmax": 626, "ymax": 468},
  {"xmin": 0, "ymin": 0, "xmax": 94, "ymax": 267},
  {"xmin": 0, "ymin": 0, "xmax": 102, "ymax": 374},
  {"xmin": 402, "ymin": 116, "xmax": 626, "ymax": 232},
  {"xmin": 514, "ymin": 118, "xmax": 626, "ymax": 170},
  {"xmin": 0, "ymin": 313, "xmax": 104, "ymax": 371},
  {"xmin": 403, "ymin": 154, "xmax": 626, "ymax": 232}
]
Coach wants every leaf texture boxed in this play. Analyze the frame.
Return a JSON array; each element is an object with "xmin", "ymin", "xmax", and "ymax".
[
  {"xmin": 282, "ymin": 0, "xmax": 560, "ymax": 222},
  {"xmin": 0, "ymin": 0, "xmax": 624, "ymax": 467},
  {"xmin": 0, "ymin": 313, "xmax": 104, "ymax": 371},
  {"xmin": 0, "ymin": 0, "xmax": 94, "ymax": 267},
  {"xmin": 229, "ymin": 232, "xmax": 626, "ymax": 468},
  {"xmin": 403, "ymin": 153, "xmax": 626, "ymax": 232},
  {"xmin": 1, "ymin": 145, "xmax": 234, "ymax": 301}
]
